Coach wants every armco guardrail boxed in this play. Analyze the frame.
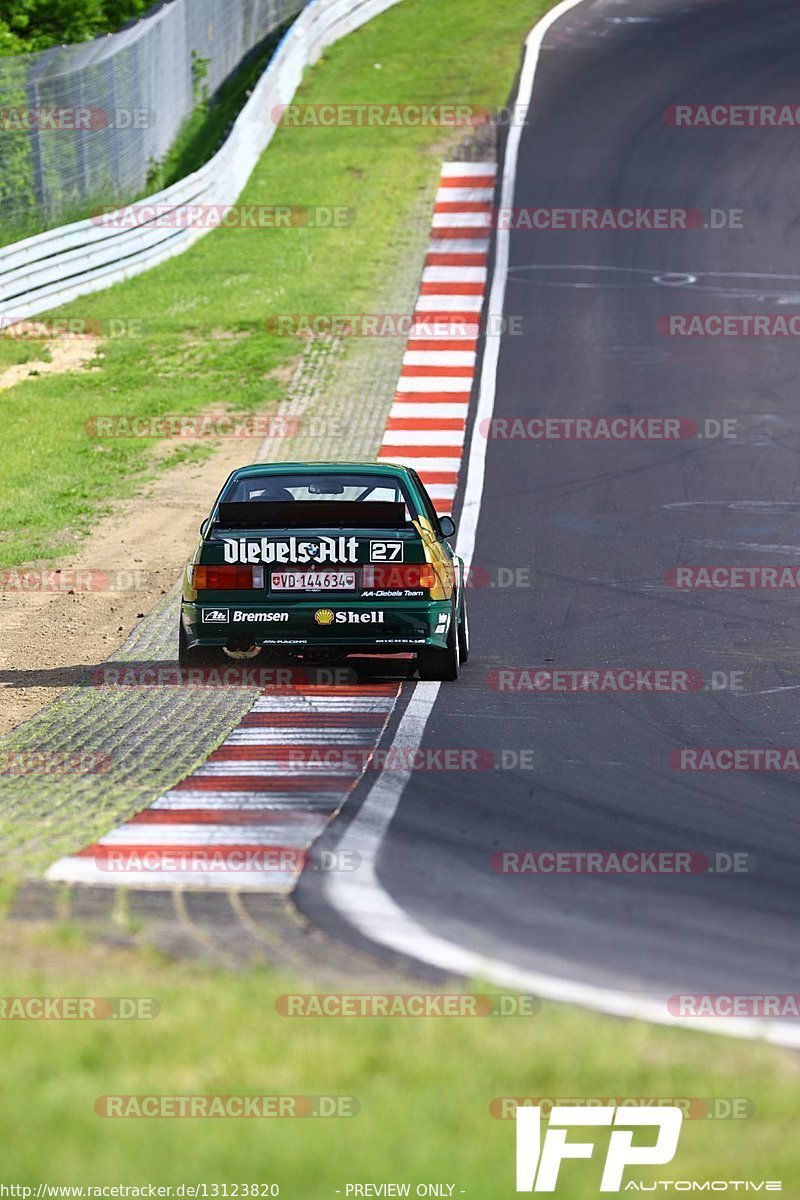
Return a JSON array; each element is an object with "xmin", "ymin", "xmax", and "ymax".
[{"xmin": 0, "ymin": 0, "xmax": 404, "ymax": 325}]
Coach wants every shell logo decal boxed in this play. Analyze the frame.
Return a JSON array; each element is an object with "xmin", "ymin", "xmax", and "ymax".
[{"xmin": 315, "ymin": 608, "xmax": 335, "ymax": 625}]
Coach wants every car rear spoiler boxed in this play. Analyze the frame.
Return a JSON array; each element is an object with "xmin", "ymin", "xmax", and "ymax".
[{"xmin": 215, "ymin": 500, "xmax": 408, "ymax": 530}]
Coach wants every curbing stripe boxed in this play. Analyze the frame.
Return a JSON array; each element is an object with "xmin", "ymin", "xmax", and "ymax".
[
  {"xmin": 434, "ymin": 188, "xmax": 494, "ymax": 203},
  {"xmin": 377, "ymin": 163, "xmax": 494, "ymax": 510},
  {"xmin": 415, "ymin": 294, "xmax": 485, "ymax": 311},
  {"xmin": 402, "ymin": 350, "xmax": 477, "ymax": 365},
  {"xmin": 400, "ymin": 364, "xmax": 475, "ymax": 375},
  {"xmin": 395, "ymin": 377, "xmax": 474, "ymax": 393},
  {"xmin": 389, "ymin": 403, "xmax": 470, "ymax": 420},
  {"xmin": 422, "ymin": 267, "xmax": 487, "ymax": 283},
  {"xmin": 46, "ymin": 684, "xmax": 398, "ymax": 890}
]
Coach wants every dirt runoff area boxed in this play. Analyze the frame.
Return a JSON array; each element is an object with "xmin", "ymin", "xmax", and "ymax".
[
  {"xmin": 0, "ymin": 335, "xmax": 101, "ymax": 392},
  {"xmin": 0, "ymin": 434, "xmax": 265, "ymax": 736}
]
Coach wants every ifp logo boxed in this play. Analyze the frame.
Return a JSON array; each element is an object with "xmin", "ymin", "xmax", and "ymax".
[{"xmin": 516, "ymin": 1104, "xmax": 683, "ymax": 1192}]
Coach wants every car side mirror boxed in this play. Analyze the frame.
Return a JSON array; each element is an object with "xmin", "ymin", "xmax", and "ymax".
[
  {"xmin": 439, "ymin": 515, "xmax": 456, "ymax": 538},
  {"xmin": 199, "ymin": 518, "xmax": 210, "ymax": 537}
]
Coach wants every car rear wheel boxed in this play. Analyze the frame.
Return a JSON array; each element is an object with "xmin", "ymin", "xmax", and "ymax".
[{"xmin": 417, "ymin": 603, "xmax": 459, "ymax": 681}]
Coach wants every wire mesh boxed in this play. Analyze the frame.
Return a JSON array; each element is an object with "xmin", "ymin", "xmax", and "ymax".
[{"xmin": 0, "ymin": 0, "xmax": 305, "ymax": 230}]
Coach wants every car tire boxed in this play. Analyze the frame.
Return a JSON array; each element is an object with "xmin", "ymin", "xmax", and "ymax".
[
  {"xmin": 417, "ymin": 603, "xmax": 459, "ymax": 681},
  {"xmin": 457, "ymin": 591, "xmax": 469, "ymax": 664}
]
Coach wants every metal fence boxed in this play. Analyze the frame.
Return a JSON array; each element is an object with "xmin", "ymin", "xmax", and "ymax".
[
  {"xmin": 0, "ymin": 0, "xmax": 406, "ymax": 325},
  {"xmin": 0, "ymin": 0, "xmax": 306, "ymax": 230}
]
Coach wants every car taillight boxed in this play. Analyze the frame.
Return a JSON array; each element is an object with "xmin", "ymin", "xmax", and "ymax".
[
  {"xmin": 193, "ymin": 565, "xmax": 264, "ymax": 589},
  {"xmin": 363, "ymin": 564, "xmax": 437, "ymax": 589}
]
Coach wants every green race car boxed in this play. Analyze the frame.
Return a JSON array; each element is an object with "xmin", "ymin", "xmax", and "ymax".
[{"xmin": 179, "ymin": 461, "xmax": 469, "ymax": 680}]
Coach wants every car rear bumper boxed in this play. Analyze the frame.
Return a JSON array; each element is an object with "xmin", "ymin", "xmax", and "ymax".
[{"xmin": 181, "ymin": 599, "xmax": 453, "ymax": 651}]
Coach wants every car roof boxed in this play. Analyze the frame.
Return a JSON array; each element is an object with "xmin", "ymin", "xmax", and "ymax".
[{"xmin": 228, "ymin": 461, "xmax": 415, "ymax": 480}]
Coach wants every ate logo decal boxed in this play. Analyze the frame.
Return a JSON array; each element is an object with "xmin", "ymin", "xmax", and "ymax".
[{"xmin": 202, "ymin": 609, "xmax": 228, "ymax": 623}]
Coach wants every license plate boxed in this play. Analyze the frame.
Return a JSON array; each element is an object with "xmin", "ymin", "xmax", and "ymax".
[{"xmin": 271, "ymin": 570, "xmax": 357, "ymax": 592}]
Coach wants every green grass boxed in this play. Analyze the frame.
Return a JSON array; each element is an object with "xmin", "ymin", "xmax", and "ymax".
[
  {"xmin": 0, "ymin": 336, "xmax": 51, "ymax": 370},
  {"xmin": 0, "ymin": 925, "xmax": 797, "ymax": 1191},
  {"xmin": 0, "ymin": 0, "xmax": 545, "ymax": 569}
]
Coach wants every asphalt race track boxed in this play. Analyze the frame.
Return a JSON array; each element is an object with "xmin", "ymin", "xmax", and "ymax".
[{"xmin": 301, "ymin": 0, "xmax": 800, "ymax": 1017}]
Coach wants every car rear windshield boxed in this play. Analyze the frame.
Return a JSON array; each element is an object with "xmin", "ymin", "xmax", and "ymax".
[{"xmin": 222, "ymin": 472, "xmax": 414, "ymax": 513}]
